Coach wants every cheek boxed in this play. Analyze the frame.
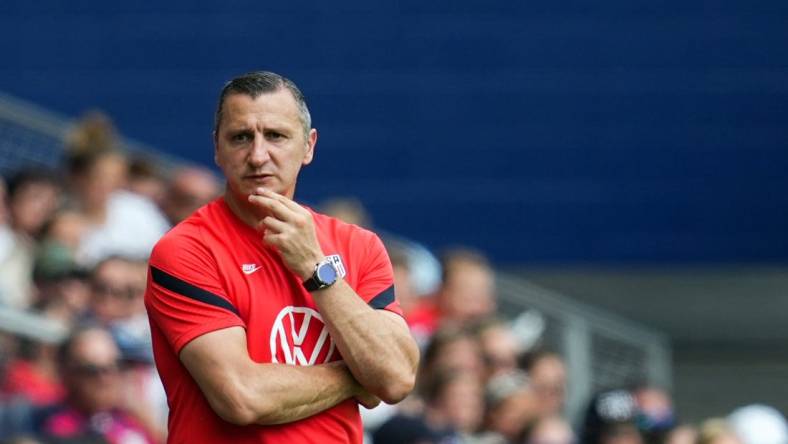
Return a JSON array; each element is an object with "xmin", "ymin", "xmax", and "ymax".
[{"xmin": 216, "ymin": 150, "xmax": 244, "ymax": 174}]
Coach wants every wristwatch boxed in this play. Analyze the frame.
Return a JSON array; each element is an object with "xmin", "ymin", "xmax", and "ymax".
[{"xmin": 303, "ymin": 258, "xmax": 340, "ymax": 292}]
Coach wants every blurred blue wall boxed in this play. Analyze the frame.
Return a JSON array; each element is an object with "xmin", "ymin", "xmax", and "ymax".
[{"xmin": 2, "ymin": 1, "xmax": 787, "ymax": 264}]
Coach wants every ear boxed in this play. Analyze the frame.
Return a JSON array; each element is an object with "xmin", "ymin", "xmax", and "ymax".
[{"xmin": 302, "ymin": 128, "xmax": 318, "ymax": 166}]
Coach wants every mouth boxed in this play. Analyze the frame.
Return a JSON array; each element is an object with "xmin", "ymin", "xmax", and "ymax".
[{"xmin": 243, "ymin": 174, "xmax": 274, "ymax": 182}]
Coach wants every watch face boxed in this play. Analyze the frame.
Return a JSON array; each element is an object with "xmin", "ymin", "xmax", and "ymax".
[{"xmin": 316, "ymin": 262, "xmax": 338, "ymax": 285}]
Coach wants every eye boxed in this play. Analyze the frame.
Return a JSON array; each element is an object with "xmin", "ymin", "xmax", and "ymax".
[
  {"xmin": 231, "ymin": 131, "xmax": 253, "ymax": 143},
  {"xmin": 265, "ymin": 131, "xmax": 286, "ymax": 141}
]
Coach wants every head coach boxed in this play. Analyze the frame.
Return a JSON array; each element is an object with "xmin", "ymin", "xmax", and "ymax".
[{"xmin": 144, "ymin": 71, "xmax": 420, "ymax": 443}]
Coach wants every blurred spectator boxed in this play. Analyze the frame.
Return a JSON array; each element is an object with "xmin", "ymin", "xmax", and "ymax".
[
  {"xmin": 1, "ymin": 336, "xmax": 64, "ymax": 407},
  {"xmin": 727, "ymin": 405, "xmax": 788, "ymax": 444},
  {"xmin": 127, "ymin": 156, "xmax": 168, "ymax": 208},
  {"xmin": 87, "ymin": 256, "xmax": 167, "ymax": 440},
  {"xmin": 115, "ymin": 334, "xmax": 167, "ymax": 443},
  {"xmin": 580, "ymin": 390, "xmax": 644, "ymax": 444},
  {"xmin": 524, "ymin": 416, "xmax": 575, "ymax": 444},
  {"xmin": 524, "ymin": 351, "xmax": 567, "ymax": 419},
  {"xmin": 695, "ymin": 419, "xmax": 742, "ymax": 444},
  {"xmin": 424, "ymin": 369, "xmax": 485, "ymax": 439},
  {"xmin": 665, "ymin": 425, "xmax": 697, "ymax": 444},
  {"xmin": 33, "ymin": 326, "xmax": 156, "ymax": 443},
  {"xmin": 0, "ymin": 178, "xmax": 26, "ymax": 308},
  {"xmin": 161, "ymin": 166, "xmax": 220, "ymax": 225},
  {"xmin": 389, "ymin": 244, "xmax": 419, "ymax": 318},
  {"xmin": 67, "ymin": 148, "xmax": 169, "ymax": 266},
  {"xmin": 64, "ymin": 110, "xmax": 118, "ymax": 156},
  {"xmin": 43, "ymin": 208, "xmax": 89, "ymax": 255},
  {"xmin": 483, "ymin": 369, "xmax": 538, "ymax": 443},
  {"xmin": 320, "ymin": 197, "xmax": 370, "ymax": 227},
  {"xmin": 420, "ymin": 326, "xmax": 485, "ymax": 389},
  {"xmin": 409, "ymin": 248, "xmax": 496, "ymax": 340},
  {"xmin": 320, "ymin": 196, "xmax": 442, "ymax": 297},
  {"xmin": 88, "ymin": 256, "xmax": 146, "ymax": 328},
  {"xmin": 476, "ymin": 318, "xmax": 522, "ymax": 382},
  {"xmin": 32, "ymin": 241, "xmax": 91, "ymax": 326},
  {"xmin": 8, "ymin": 170, "xmax": 63, "ymax": 239},
  {"xmin": 6, "ymin": 170, "xmax": 62, "ymax": 240},
  {"xmin": 372, "ymin": 413, "xmax": 447, "ymax": 444},
  {"xmin": 0, "ymin": 170, "xmax": 63, "ymax": 309},
  {"xmin": 632, "ymin": 385, "xmax": 676, "ymax": 444}
]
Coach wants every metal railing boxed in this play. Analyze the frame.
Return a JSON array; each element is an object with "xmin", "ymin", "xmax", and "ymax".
[
  {"xmin": 497, "ymin": 273, "xmax": 672, "ymax": 424},
  {"xmin": 0, "ymin": 91, "xmax": 183, "ymax": 176}
]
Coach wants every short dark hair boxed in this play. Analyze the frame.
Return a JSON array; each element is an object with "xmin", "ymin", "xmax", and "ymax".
[
  {"xmin": 213, "ymin": 71, "xmax": 311, "ymax": 138},
  {"xmin": 6, "ymin": 168, "xmax": 62, "ymax": 199},
  {"xmin": 56, "ymin": 324, "xmax": 112, "ymax": 367},
  {"xmin": 439, "ymin": 247, "xmax": 491, "ymax": 284}
]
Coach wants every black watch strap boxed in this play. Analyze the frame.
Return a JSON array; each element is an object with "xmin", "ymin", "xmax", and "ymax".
[
  {"xmin": 303, "ymin": 276, "xmax": 322, "ymax": 292},
  {"xmin": 303, "ymin": 258, "xmax": 338, "ymax": 292}
]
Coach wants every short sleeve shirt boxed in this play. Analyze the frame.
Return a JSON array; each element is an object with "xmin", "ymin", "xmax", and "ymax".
[{"xmin": 144, "ymin": 198, "xmax": 401, "ymax": 444}]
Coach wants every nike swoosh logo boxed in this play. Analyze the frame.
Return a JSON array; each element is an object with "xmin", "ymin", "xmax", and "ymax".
[{"xmin": 242, "ymin": 265, "xmax": 263, "ymax": 275}]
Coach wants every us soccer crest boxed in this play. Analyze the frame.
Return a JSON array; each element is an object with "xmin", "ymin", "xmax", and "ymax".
[{"xmin": 326, "ymin": 254, "xmax": 346, "ymax": 278}]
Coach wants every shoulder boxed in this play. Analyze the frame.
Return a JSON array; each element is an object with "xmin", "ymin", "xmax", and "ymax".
[{"xmin": 310, "ymin": 210, "xmax": 390, "ymax": 276}]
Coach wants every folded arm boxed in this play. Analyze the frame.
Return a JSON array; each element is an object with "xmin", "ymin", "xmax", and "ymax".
[
  {"xmin": 179, "ymin": 326, "xmax": 375, "ymax": 425},
  {"xmin": 311, "ymin": 281, "xmax": 420, "ymax": 404}
]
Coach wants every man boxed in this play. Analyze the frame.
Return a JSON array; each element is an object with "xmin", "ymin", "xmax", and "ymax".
[
  {"xmin": 144, "ymin": 71, "xmax": 419, "ymax": 443},
  {"xmin": 526, "ymin": 351, "xmax": 567, "ymax": 419},
  {"xmin": 1, "ymin": 170, "xmax": 62, "ymax": 309},
  {"xmin": 408, "ymin": 248, "xmax": 497, "ymax": 341},
  {"xmin": 34, "ymin": 326, "xmax": 156, "ymax": 443},
  {"xmin": 161, "ymin": 166, "xmax": 221, "ymax": 225},
  {"xmin": 90, "ymin": 256, "xmax": 146, "ymax": 326}
]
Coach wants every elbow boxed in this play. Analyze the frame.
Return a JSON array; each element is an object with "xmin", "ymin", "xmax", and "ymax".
[
  {"xmin": 374, "ymin": 370, "xmax": 417, "ymax": 405},
  {"xmin": 210, "ymin": 395, "xmax": 256, "ymax": 426},
  {"xmin": 207, "ymin": 384, "xmax": 270, "ymax": 426},
  {"xmin": 217, "ymin": 408, "xmax": 257, "ymax": 427},
  {"xmin": 374, "ymin": 342, "xmax": 420, "ymax": 404}
]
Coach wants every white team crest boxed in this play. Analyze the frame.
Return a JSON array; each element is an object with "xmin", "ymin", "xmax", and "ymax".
[
  {"xmin": 326, "ymin": 254, "xmax": 346, "ymax": 277},
  {"xmin": 270, "ymin": 306, "xmax": 335, "ymax": 366}
]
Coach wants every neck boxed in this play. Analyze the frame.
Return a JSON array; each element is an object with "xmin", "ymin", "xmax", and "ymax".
[{"xmin": 85, "ymin": 206, "xmax": 107, "ymax": 225}]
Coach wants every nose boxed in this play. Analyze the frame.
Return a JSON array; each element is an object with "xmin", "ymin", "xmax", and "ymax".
[{"xmin": 248, "ymin": 136, "xmax": 270, "ymax": 167}]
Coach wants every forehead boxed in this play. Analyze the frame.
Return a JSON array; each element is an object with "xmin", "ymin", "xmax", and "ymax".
[
  {"xmin": 70, "ymin": 330, "xmax": 119, "ymax": 361},
  {"xmin": 94, "ymin": 258, "xmax": 133, "ymax": 280},
  {"xmin": 220, "ymin": 89, "xmax": 302, "ymax": 129}
]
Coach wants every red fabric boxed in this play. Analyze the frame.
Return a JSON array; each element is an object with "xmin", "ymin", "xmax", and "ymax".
[
  {"xmin": 40, "ymin": 405, "xmax": 155, "ymax": 444},
  {"xmin": 145, "ymin": 198, "xmax": 400, "ymax": 444},
  {"xmin": 1, "ymin": 360, "xmax": 65, "ymax": 406},
  {"xmin": 406, "ymin": 298, "xmax": 440, "ymax": 339}
]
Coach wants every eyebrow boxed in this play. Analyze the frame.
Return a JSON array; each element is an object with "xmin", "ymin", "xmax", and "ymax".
[{"xmin": 226, "ymin": 127, "xmax": 253, "ymax": 134}]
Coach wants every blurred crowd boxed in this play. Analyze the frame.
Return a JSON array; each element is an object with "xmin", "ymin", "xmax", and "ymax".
[
  {"xmin": 0, "ymin": 112, "xmax": 219, "ymax": 443},
  {"xmin": 0, "ymin": 112, "xmax": 786, "ymax": 444}
]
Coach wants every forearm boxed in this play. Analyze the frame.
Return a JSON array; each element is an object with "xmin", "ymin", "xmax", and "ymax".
[
  {"xmin": 312, "ymin": 279, "xmax": 419, "ymax": 403},
  {"xmin": 180, "ymin": 328, "xmax": 364, "ymax": 426},
  {"xmin": 246, "ymin": 190, "xmax": 418, "ymax": 402},
  {"xmin": 242, "ymin": 361, "xmax": 360, "ymax": 425}
]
